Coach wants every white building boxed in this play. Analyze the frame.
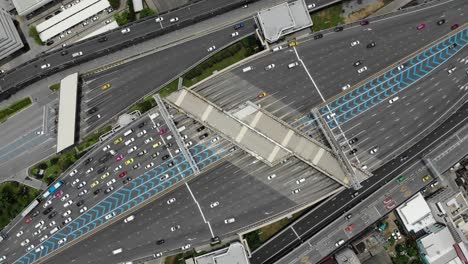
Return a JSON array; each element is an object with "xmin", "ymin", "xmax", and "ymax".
[
  {"xmin": 11, "ymin": 0, "xmax": 53, "ymax": 16},
  {"xmin": 396, "ymin": 192, "xmax": 436, "ymax": 233},
  {"xmin": 417, "ymin": 224, "xmax": 467, "ymax": 264},
  {"xmin": 0, "ymin": 9, "xmax": 24, "ymax": 60}
]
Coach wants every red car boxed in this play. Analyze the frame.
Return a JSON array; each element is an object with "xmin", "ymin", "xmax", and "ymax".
[
  {"xmin": 24, "ymin": 216, "xmax": 33, "ymax": 224},
  {"xmin": 115, "ymin": 154, "xmax": 124, "ymax": 162},
  {"xmin": 159, "ymin": 128, "xmax": 168, "ymax": 135},
  {"xmin": 451, "ymin": 24, "xmax": 459, "ymax": 30},
  {"xmin": 54, "ymin": 190, "xmax": 63, "ymax": 198},
  {"xmin": 118, "ymin": 171, "xmax": 128, "ymax": 178},
  {"xmin": 360, "ymin": 20, "xmax": 369, "ymax": 26},
  {"xmin": 417, "ymin": 24, "xmax": 426, "ymax": 30},
  {"xmin": 345, "ymin": 224, "xmax": 355, "ymax": 232}
]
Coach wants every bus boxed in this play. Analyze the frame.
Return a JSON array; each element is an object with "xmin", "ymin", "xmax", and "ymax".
[{"xmin": 42, "ymin": 180, "xmax": 64, "ymax": 199}]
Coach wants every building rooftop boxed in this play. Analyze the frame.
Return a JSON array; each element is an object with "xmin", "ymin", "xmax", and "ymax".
[
  {"xmin": 11, "ymin": 0, "xmax": 53, "ymax": 16},
  {"xmin": 0, "ymin": 9, "xmax": 24, "ymax": 60},
  {"xmin": 56, "ymin": 73, "xmax": 78, "ymax": 153},
  {"xmin": 397, "ymin": 192, "xmax": 436, "ymax": 233},
  {"xmin": 188, "ymin": 242, "xmax": 249, "ymax": 264},
  {"xmin": 418, "ymin": 226, "xmax": 461, "ymax": 264}
]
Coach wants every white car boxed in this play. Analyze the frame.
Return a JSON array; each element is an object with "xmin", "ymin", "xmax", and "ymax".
[
  {"xmin": 288, "ymin": 62, "xmax": 299, "ymax": 69},
  {"xmin": 49, "ymin": 221, "xmax": 56, "ymax": 227},
  {"xmin": 79, "ymin": 206, "xmax": 88, "ymax": 213},
  {"xmin": 144, "ymin": 137, "xmax": 154, "ymax": 144},
  {"xmin": 16, "ymin": 231, "xmax": 24, "ymax": 237},
  {"xmin": 124, "ymin": 215, "xmax": 135, "ymax": 223},
  {"xmin": 369, "ymin": 146, "xmax": 379, "ymax": 154},
  {"xmin": 224, "ymin": 218, "xmax": 235, "ymax": 224},
  {"xmin": 170, "ymin": 17, "xmax": 179, "ymax": 23},
  {"xmin": 267, "ymin": 174, "xmax": 276, "ymax": 180},
  {"xmin": 86, "ymin": 168, "xmax": 94, "ymax": 174},
  {"xmin": 167, "ymin": 198, "xmax": 176, "ymax": 204},
  {"xmin": 155, "ymin": 17, "xmax": 163, "ymax": 22},
  {"xmin": 185, "ymin": 141, "xmax": 193, "ymax": 147},
  {"xmin": 231, "ymin": 31, "xmax": 239, "ymax": 37},
  {"xmin": 326, "ymin": 113, "xmax": 336, "ymax": 120},
  {"xmin": 296, "ymin": 178, "xmax": 306, "ymax": 184},
  {"xmin": 207, "ymin": 46, "xmax": 216, "ymax": 52},
  {"xmin": 292, "ymin": 189, "xmax": 301, "ymax": 194},
  {"xmin": 102, "ymin": 145, "xmax": 110, "ymax": 151},
  {"xmin": 335, "ymin": 239, "xmax": 345, "ymax": 247},
  {"xmin": 160, "ymin": 174, "xmax": 169, "ymax": 181},
  {"xmin": 43, "ymin": 200, "xmax": 52, "ymax": 208},
  {"xmin": 342, "ymin": 84, "xmax": 351, "ymax": 90},
  {"xmin": 127, "ymin": 146, "xmax": 138, "ymax": 154},
  {"xmin": 145, "ymin": 162, "xmax": 154, "ymax": 169},
  {"xmin": 137, "ymin": 130, "xmax": 147, "ymax": 137},
  {"xmin": 181, "ymin": 244, "xmax": 191, "ymax": 250},
  {"xmin": 114, "ymin": 165, "xmax": 123, "ymax": 172},
  {"xmin": 62, "ymin": 210, "xmax": 71, "ymax": 217},
  {"xmin": 78, "ymin": 181, "xmax": 87, "ymax": 189},
  {"xmin": 170, "ymin": 225, "xmax": 180, "ymax": 231},
  {"xmin": 64, "ymin": 217, "xmax": 72, "ymax": 224},
  {"xmin": 448, "ymin": 66, "xmax": 457, "ymax": 74},
  {"xmin": 357, "ymin": 66, "xmax": 368, "ymax": 73},
  {"xmin": 34, "ymin": 245, "xmax": 44, "ymax": 253},
  {"xmin": 107, "ymin": 178, "xmax": 116, "ymax": 186},
  {"xmin": 20, "ymin": 239, "xmax": 30, "ymax": 247},
  {"xmin": 105, "ymin": 212, "xmax": 116, "ymax": 220},
  {"xmin": 78, "ymin": 189, "xmax": 88, "ymax": 196},
  {"xmin": 58, "ymin": 238, "xmax": 67, "ymax": 245},
  {"xmin": 61, "ymin": 194, "xmax": 70, "ymax": 202},
  {"xmin": 350, "ymin": 40, "xmax": 360, "ymax": 47},
  {"xmin": 71, "ymin": 179, "xmax": 79, "ymax": 186},
  {"xmin": 211, "ymin": 136, "xmax": 219, "ymax": 143},
  {"xmin": 82, "ymin": 21, "xmax": 88, "ymax": 27},
  {"xmin": 26, "ymin": 244, "xmax": 35, "ymax": 251},
  {"xmin": 272, "ymin": 46, "xmax": 284, "ymax": 52},
  {"xmin": 41, "ymin": 64, "xmax": 50, "ymax": 69},
  {"xmin": 33, "ymin": 229, "xmax": 42, "ymax": 236},
  {"xmin": 69, "ymin": 169, "xmax": 78, "ymax": 176},
  {"xmin": 40, "ymin": 235, "xmax": 48, "ymax": 242},
  {"xmin": 397, "ymin": 65, "xmax": 405, "ymax": 71},
  {"xmin": 121, "ymin": 28, "xmax": 130, "ymax": 34},
  {"xmin": 265, "ymin": 64, "xmax": 275, "ymax": 70},
  {"xmin": 388, "ymin": 96, "xmax": 399, "ymax": 104},
  {"xmin": 307, "ymin": 3, "xmax": 316, "ymax": 9},
  {"xmin": 64, "ymin": 200, "xmax": 73, "ymax": 208},
  {"xmin": 92, "ymin": 16, "xmax": 98, "ymax": 21},
  {"xmin": 35, "ymin": 220, "xmax": 45, "ymax": 229},
  {"xmin": 210, "ymin": 201, "xmax": 219, "ymax": 208},
  {"xmin": 105, "ymin": 19, "xmax": 112, "ymax": 24},
  {"xmin": 0, "ymin": 256, "xmax": 5, "ymax": 261},
  {"xmin": 174, "ymin": 148, "xmax": 180, "ymax": 154}
]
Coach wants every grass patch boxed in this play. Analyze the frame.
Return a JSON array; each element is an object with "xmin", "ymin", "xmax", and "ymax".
[
  {"xmin": 0, "ymin": 182, "xmax": 41, "ymax": 229},
  {"xmin": 30, "ymin": 149, "xmax": 83, "ymax": 185},
  {"xmin": 28, "ymin": 26, "xmax": 43, "ymax": 46},
  {"xmin": 158, "ymin": 79, "xmax": 179, "ymax": 97},
  {"xmin": 311, "ymin": 2, "xmax": 345, "ymax": 31},
  {"xmin": 76, "ymin": 125, "xmax": 113, "ymax": 152},
  {"xmin": 0, "ymin": 97, "xmax": 32, "ymax": 123},
  {"xmin": 128, "ymin": 96, "xmax": 157, "ymax": 114},
  {"xmin": 49, "ymin": 83, "xmax": 60, "ymax": 92},
  {"xmin": 182, "ymin": 35, "xmax": 262, "ymax": 87},
  {"xmin": 139, "ymin": 8, "xmax": 155, "ymax": 19}
]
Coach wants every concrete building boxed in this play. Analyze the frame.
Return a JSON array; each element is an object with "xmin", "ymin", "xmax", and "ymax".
[
  {"xmin": 396, "ymin": 192, "xmax": 437, "ymax": 233},
  {"xmin": 256, "ymin": 0, "xmax": 312, "ymax": 43},
  {"xmin": 11, "ymin": 0, "xmax": 53, "ymax": 16},
  {"xmin": 56, "ymin": 73, "xmax": 78, "ymax": 153},
  {"xmin": 0, "ymin": 8, "xmax": 23, "ymax": 61},
  {"xmin": 185, "ymin": 242, "xmax": 249, "ymax": 264}
]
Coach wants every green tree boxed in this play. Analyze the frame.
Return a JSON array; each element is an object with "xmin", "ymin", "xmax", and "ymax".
[
  {"xmin": 139, "ymin": 8, "xmax": 155, "ymax": 19},
  {"xmin": 108, "ymin": 0, "xmax": 120, "ymax": 9},
  {"xmin": 126, "ymin": 0, "xmax": 136, "ymax": 22},
  {"xmin": 114, "ymin": 12, "xmax": 129, "ymax": 26},
  {"xmin": 28, "ymin": 26, "xmax": 43, "ymax": 45}
]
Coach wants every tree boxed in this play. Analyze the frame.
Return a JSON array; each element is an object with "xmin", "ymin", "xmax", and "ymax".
[
  {"xmin": 108, "ymin": 0, "xmax": 120, "ymax": 9},
  {"xmin": 28, "ymin": 26, "xmax": 43, "ymax": 45},
  {"xmin": 126, "ymin": 0, "xmax": 136, "ymax": 22},
  {"xmin": 114, "ymin": 11, "xmax": 129, "ymax": 26},
  {"xmin": 139, "ymin": 8, "xmax": 155, "ymax": 19}
]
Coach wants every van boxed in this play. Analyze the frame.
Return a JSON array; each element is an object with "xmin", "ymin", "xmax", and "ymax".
[
  {"xmin": 166, "ymin": 135, "xmax": 172, "ymax": 140},
  {"xmin": 72, "ymin": 51, "xmax": 83, "ymax": 58},
  {"xmin": 123, "ymin": 129, "xmax": 133, "ymax": 137},
  {"xmin": 112, "ymin": 248, "xmax": 123, "ymax": 255},
  {"xmin": 50, "ymin": 226, "xmax": 60, "ymax": 235},
  {"xmin": 242, "ymin": 66, "xmax": 253, "ymax": 73}
]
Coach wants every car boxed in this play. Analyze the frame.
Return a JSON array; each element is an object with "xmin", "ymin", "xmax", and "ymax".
[
  {"xmin": 115, "ymin": 154, "xmax": 124, "ymax": 162},
  {"xmin": 436, "ymin": 19, "xmax": 446, "ymax": 25},
  {"xmin": 168, "ymin": 161, "xmax": 175, "ymax": 168},
  {"xmin": 350, "ymin": 40, "xmax": 360, "ymax": 47},
  {"xmin": 152, "ymin": 141, "xmax": 161, "ymax": 148},
  {"xmin": 396, "ymin": 175, "xmax": 406, "ymax": 184},
  {"xmin": 185, "ymin": 141, "xmax": 193, "ymax": 147},
  {"xmin": 174, "ymin": 148, "xmax": 181, "ymax": 154},
  {"xmin": 292, "ymin": 189, "xmax": 300, "ymax": 194},
  {"xmin": 181, "ymin": 244, "xmax": 191, "ymax": 250},
  {"xmin": 296, "ymin": 178, "xmax": 306, "ymax": 184},
  {"xmin": 273, "ymin": 45, "xmax": 284, "ymax": 52},
  {"xmin": 41, "ymin": 64, "xmax": 51, "ymax": 69},
  {"xmin": 85, "ymin": 167, "xmax": 94, "ymax": 174},
  {"xmin": 307, "ymin": 3, "xmax": 316, "ymax": 9},
  {"xmin": 79, "ymin": 206, "xmax": 88, "ymax": 213},
  {"xmin": 20, "ymin": 239, "xmax": 30, "ymax": 246},
  {"xmin": 76, "ymin": 200, "xmax": 85, "ymax": 207},
  {"xmin": 158, "ymin": 128, "xmax": 167, "ymax": 135},
  {"xmin": 125, "ymin": 158, "xmax": 134, "ymax": 165},
  {"xmin": 92, "ymin": 16, "xmax": 98, "ymax": 21},
  {"xmin": 348, "ymin": 137, "xmax": 358, "ymax": 144},
  {"xmin": 105, "ymin": 212, "xmax": 116, "ymax": 220},
  {"xmin": 400, "ymin": 155, "xmax": 409, "ymax": 162},
  {"xmin": 207, "ymin": 46, "xmax": 216, "ymax": 52},
  {"xmin": 326, "ymin": 113, "xmax": 336, "ymax": 120},
  {"xmin": 209, "ymin": 201, "xmax": 220, "ymax": 208},
  {"xmin": 127, "ymin": 146, "xmax": 137, "ymax": 154},
  {"xmin": 353, "ymin": 60, "xmax": 362, "ymax": 67},
  {"xmin": 369, "ymin": 146, "xmax": 379, "ymax": 154},
  {"xmin": 334, "ymin": 26, "xmax": 344, "ymax": 32},
  {"xmin": 451, "ymin": 24, "xmax": 459, "ymax": 30},
  {"xmin": 197, "ymin": 126, "xmax": 206, "ymax": 132},
  {"xmin": 58, "ymin": 238, "xmax": 67, "ymax": 245},
  {"xmin": 448, "ymin": 66, "xmax": 457, "ymax": 75},
  {"xmin": 313, "ymin": 33, "xmax": 323, "ymax": 40},
  {"xmin": 231, "ymin": 31, "xmax": 239, "ymax": 37},
  {"xmin": 60, "ymin": 50, "xmax": 69, "ymax": 56},
  {"xmin": 69, "ymin": 169, "xmax": 78, "ymax": 176},
  {"xmin": 105, "ymin": 19, "xmax": 112, "ymax": 24},
  {"xmin": 162, "ymin": 155, "xmax": 170, "ymax": 161},
  {"xmin": 61, "ymin": 194, "xmax": 70, "ymax": 201},
  {"xmin": 422, "ymin": 175, "xmax": 431, "ymax": 182},
  {"xmin": 345, "ymin": 224, "xmax": 355, "ymax": 232},
  {"xmin": 145, "ymin": 162, "xmax": 154, "ymax": 169},
  {"xmin": 62, "ymin": 210, "xmax": 71, "ymax": 217},
  {"xmin": 121, "ymin": 28, "xmax": 130, "ymax": 34},
  {"xmin": 100, "ymin": 172, "xmax": 110, "ymax": 180},
  {"xmin": 124, "ymin": 215, "xmax": 135, "ymax": 223},
  {"xmin": 43, "ymin": 207, "xmax": 53, "ymax": 215},
  {"xmin": 77, "ymin": 181, "xmax": 87, "ymax": 189},
  {"xmin": 335, "ymin": 239, "xmax": 345, "ymax": 247},
  {"xmin": 229, "ymin": 146, "xmax": 238, "ymax": 152},
  {"xmin": 114, "ymin": 137, "xmax": 123, "ymax": 144},
  {"xmin": 78, "ymin": 189, "xmax": 88, "ymax": 196},
  {"xmin": 155, "ymin": 17, "xmax": 163, "ymax": 22},
  {"xmin": 156, "ymin": 239, "xmax": 165, "ymax": 245},
  {"xmin": 137, "ymin": 150, "xmax": 148, "ymax": 157},
  {"xmin": 167, "ymin": 198, "xmax": 176, "ymax": 204},
  {"xmin": 360, "ymin": 20, "xmax": 369, "ymax": 26},
  {"xmin": 430, "ymin": 181, "xmax": 439, "ymax": 188},
  {"xmin": 119, "ymin": 171, "xmax": 128, "ymax": 178},
  {"xmin": 164, "ymin": 142, "xmax": 173, "ymax": 149},
  {"xmin": 107, "ymin": 178, "xmax": 116, "ymax": 186},
  {"xmin": 107, "ymin": 7, "xmax": 114, "ymax": 13},
  {"xmin": 160, "ymin": 174, "xmax": 169, "ymax": 181},
  {"xmin": 48, "ymin": 211, "xmax": 57, "ymax": 219},
  {"xmin": 137, "ymin": 130, "xmax": 147, "ymax": 137},
  {"xmin": 101, "ymin": 83, "xmax": 111, "ymax": 90},
  {"xmin": 144, "ymin": 137, "xmax": 154, "ymax": 144},
  {"xmin": 64, "ymin": 200, "xmax": 73, "ymax": 207},
  {"xmin": 114, "ymin": 165, "xmax": 123, "ymax": 172},
  {"xmin": 388, "ymin": 96, "xmax": 399, "ymax": 104},
  {"xmin": 43, "ymin": 200, "xmax": 52, "ymax": 208},
  {"xmin": 265, "ymin": 64, "xmax": 275, "ymax": 70},
  {"xmin": 289, "ymin": 41, "xmax": 298, "ymax": 47},
  {"xmin": 94, "ymin": 188, "xmax": 101, "ymax": 195},
  {"xmin": 82, "ymin": 20, "xmax": 88, "ymax": 27},
  {"xmin": 392, "ymin": 229, "xmax": 402, "ymax": 240},
  {"xmin": 224, "ymin": 218, "xmax": 235, "ymax": 224},
  {"xmin": 170, "ymin": 17, "xmax": 179, "ymax": 23},
  {"xmin": 133, "ymin": 163, "xmax": 141, "ymax": 169},
  {"xmin": 341, "ymin": 84, "xmax": 351, "ymax": 90},
  {"xmin": 170, "ymin": 225, "xmax": 180, "ymax": 231},
  {"xmin": 397, "ymin": 64, "xmax": 405, "ymax": 71},
  {"xmin": 211, "ymin": 136, "xmax": 219, "ymax": 143},
  {"xmin": 348, "ymin": 148, "xmax": 358, "ymax": 155},
  {"xmin": 91, "ymin": 180, "xmax": 100, "ymax": 188},
  {"xmin": 367, "ymin": 42, "xmax": 376, "ymax": 48},
  {"xmin": 125, "ymin": 138, "xmax": 135, "ymax": 146},
  {"xmin": 24, "ymin": 216, "xmax": 33, "ymax": 224},
  {"xmin": 49, "ymin": 221, "xmax": 56, "ymax": 227},
  {"xmin": 40, "ymin": 235, "xmax": 48, "ymax": 242},
  {"xmin": 357, "ymin": 66, "xmax": 368, "ymax": 73},
  {"xmin": 234, "ymin": 23, "xmax": 244, "ymax": 30},
  {"xmin": 288, "ymin": 62, "xmax": 299, "ymax": 69},
  {"xmin": 123, "ymin": 177, "xmax": 133, "ymax": 184},
  {"xmin": 66, "ymin": 30, "xmax": 72, "ymax": 35},
  {"xmin": 417, "ymin": 23, "xmax": 426, "ymax": 30},
  {"xmin": 16, "ymin": 230, "xmax": 24, "ymax": 237},
  {"xmin": 27, "ymin": 244, "xmax": 35, "ymax": 251}
]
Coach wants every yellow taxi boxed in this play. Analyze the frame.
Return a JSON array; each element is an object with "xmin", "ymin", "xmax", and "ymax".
[
  {"xmin": 102, "ymin": 83, "xmax": 111, "ymax": 90},
  {"xmin": 125, "ymin": 158, "xmax": 134, "ymax": 165},
  {"xmin": 91, "ymin": 180, "xmax": 100, "ymax": 188},
  {"xmin": 153, "ymin": 141, "xmax": 161, "ymax": 149},
  {"xmin": 422, "ymin": 175, "xmax": 431, "ymax": 182},
  {"xmin": 289, "ymin": 41, "xmax": 298, "ymax": 47},
  {"xmin": 114, "ymin": 137, "xmax": 123, "ymax": 145},
  {"xmin": 100, "ymin": 172, "xmax": 110, "ymax": 180}
]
